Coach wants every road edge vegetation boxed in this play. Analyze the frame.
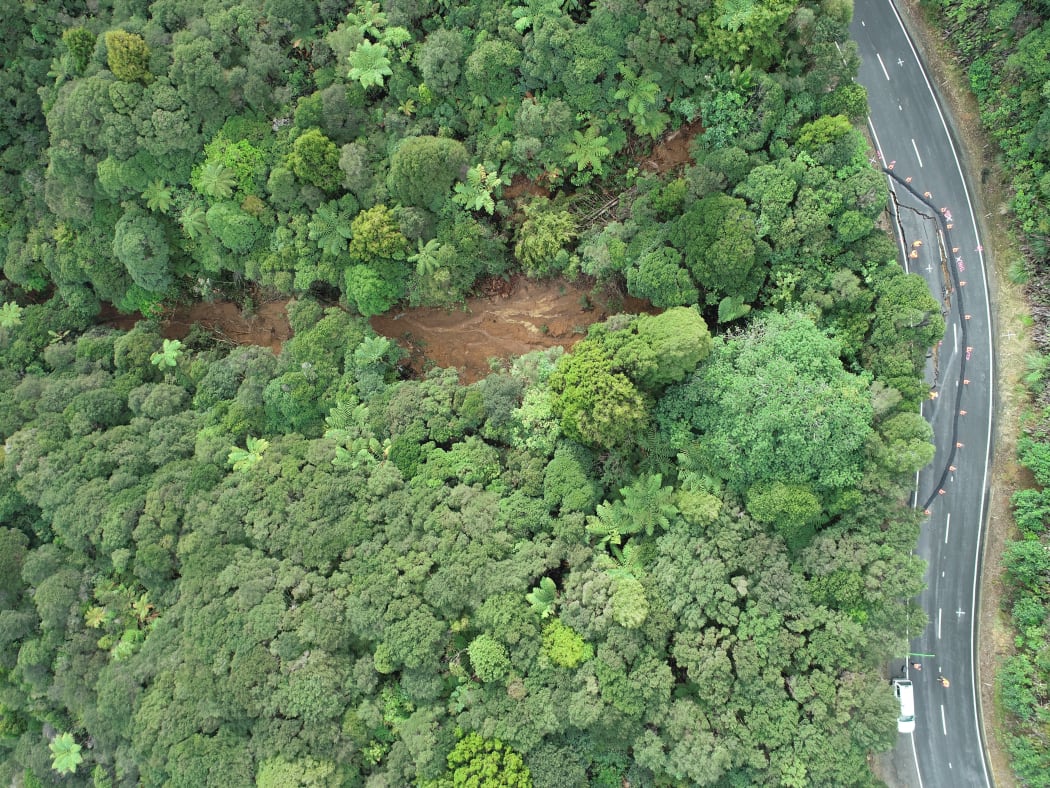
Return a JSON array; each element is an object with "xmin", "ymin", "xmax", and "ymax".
[{"xmin": 901, "ymin": 0, "xmax": 1050, "ymax": 785}]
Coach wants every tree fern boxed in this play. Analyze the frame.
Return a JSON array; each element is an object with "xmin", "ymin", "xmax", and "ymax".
[
  {"xmin": 228, "ymin": 436, "xmax": 269, "ymax": 472},
  {"xmin": 141, "ymin": 179, "xmax": 173, "ymax": 212},
  {"xmin": 149, "ymin": 338, "xmax": 183, "ymax": 369},
  {"xmin": 354, "ymin": 335, "xmax": 393, "ymax": 366},
  {"xmin": 718, "ymin": 295, "xmax": 752, "ymax": 324},
  {"xmin": 346, "ymin": 0, "xmax": 387, "ymax": 38},
  {"xmin": 620, "ymin": 473, "xmax": 678, "ymax": 536},
  {"xmin": 84, "ymin": 606, "xmax": 108, "ymax": 629},
  {"xmin": 637, "ymin": 422, "xmax": 675, "ymax": 476},
  {"xmin": 180, "ymin": 204, "xmax": 208, "ymax": 239},
  {"xmin": 131, "ymin": 592, "xmax": 154, "ymax": 622},
  {"xmin": 525, "ymin": 577, "xmax": 557, "ymax": 618},
  {"xmin": 196, "ymin": 161, "xmax": 236, "ymax": 200},
  {"xmin": 325, "ymin": 399, "xmax": 365, "ymax": 433},
  {"xmin": 597, "ymin": 539, "xmax": 645, "ymax": 581},
  {"xmin": 716, "ymin": 0, "xmax": 756, "ymax": 31},
  {"xmin": 452, "ymin": 164, "xmax": 505, "ymax": 214},
  {"xmin": 348, "ymin": 40, "xmax": 392, "ymax": 89},
  {"xmin": 333, "ymin": 436, "xmax": 387, "ymax": 469},
  {"xmin": 614, "ymin": 64, "xmax": 661, "ymax": 117},
  {"xmin": 0, "ymin": 301, "xmax": 23, "ymax": 330},
  {"xmin": 49, "ymin": 733, "xmax": 83, "ymax": 775},
  {"xmin": 633, "ymin": 109, "xmax": 671, "ymax": 140},
  {"xmin": 407, "ymin": 238, "xmax": 441, "ymax": 277},
  {"xmin": 586, "ymin": 499, "xmax": 634, "ymax": 546},
  {"xmin": 308, "ymin": 202, "xmax": 354, "ymax": 256},
  {"xmin": 512, "ymin": 0, "xmax": 563, "ymax": 34},
  {"xmin": 563, "ymin": 126, "xmax": 611, "ymax": 174},
  {"xmin": 380, "ymin": 26, "xmax": 411, "ymax": 48}
]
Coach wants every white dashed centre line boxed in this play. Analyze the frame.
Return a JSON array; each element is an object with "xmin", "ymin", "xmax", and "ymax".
[
  {"xmin": 876, "ymin": 52, "xmax": 891, "ymax": 80},
  {"xmin": 911, "ymin": 138, "xmax": 924, "ymax": 167}
]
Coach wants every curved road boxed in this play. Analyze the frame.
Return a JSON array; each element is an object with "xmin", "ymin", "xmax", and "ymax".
[{"xmin": 850, "ymin": 1, "xmax": 995, "ymax": 786}]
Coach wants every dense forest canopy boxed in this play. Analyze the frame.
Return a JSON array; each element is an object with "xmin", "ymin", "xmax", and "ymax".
[{"xmin": 0, "ymin": 0, "xmax": 948, "ymax": 785}]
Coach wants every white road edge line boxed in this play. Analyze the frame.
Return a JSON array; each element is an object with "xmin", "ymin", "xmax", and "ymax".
[
  {"xmin": 876, "ymin": 52, "xmax": 891, "ymax": 80},
  {"xmin": 883, "ymin": 1, "xmax": 994, "ymax": 786},
  {"xmin": 912, "ymin": 138, "xmax": 924, "ymax": 167},
  {"xmin": 911, "ymin": 732, "xmax": 925, "ymax": 788}
]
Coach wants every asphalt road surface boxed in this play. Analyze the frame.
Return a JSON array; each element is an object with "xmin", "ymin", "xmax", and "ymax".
[{"xmin": 850, "ymin": 1, "xmax": 995, "ymax": 786}]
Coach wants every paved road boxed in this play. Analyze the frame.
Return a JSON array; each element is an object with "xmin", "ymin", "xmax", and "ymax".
[{"xmin": 850, "ymin": 1, "xmax": 995, "ymax": 786}]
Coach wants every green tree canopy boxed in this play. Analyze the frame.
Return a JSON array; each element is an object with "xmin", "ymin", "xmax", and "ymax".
[
  {"xmin": 112, "ymin": 209, "xmax": 171, "ymax": 293},
  {"xmin": 62, "ymin": 28, "xmax": 96, "ymax": 74},
  {"xmin": 104, "ymin": 30, "xmax": 152, "ymax": 83},
  {"xmin": 549, "ymin": 341, "xmax": 649, "ymax": 449},
  {"xmin": 438, "ymin": 732, "xmax": 532, "ymax": 788},
  {"xmin": 660, "ymin": 310, "xmax": 873, "ymax": 512},
  {"xmin": 672, "ymin": 194, "xmax": 771, "ymax": 305},
  {"xmin": 599, "ymin": 307, "xmax": 714, "ymax": 390},
  {"xmin": 388, "ymin": 136, "xmax": 469, "ymax": 212},
  {"xmin": 288, "ymin": 129, "xmax": 342, "ymax": 192}
]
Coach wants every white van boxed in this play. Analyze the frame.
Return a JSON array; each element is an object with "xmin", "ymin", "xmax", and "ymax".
[{"xmin": 893, "ymin": 679, "xmax": 916, "ymax": 733}]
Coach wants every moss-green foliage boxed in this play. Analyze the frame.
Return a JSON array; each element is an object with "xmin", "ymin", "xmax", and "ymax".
[
  {"xmin": 467, "ymin": 634, "xmax": 510, "ymax": 682},
  {"xmin": 112, "ymin": 209, "xmax": 171, "ymax": 294},
  {"xmin": 672, "ymin": 194, "xmax": 770, "ymax": 306},
  {"xmin": 543, "ymin": 443, "xmax": 600, "ymax": 513},
  {"xmin": 924, "ymin": 12, "xmax": 1050, "ymax": 773},
  {"xmin": 8, "ymin": 0, "xmax": 887, "ymax": 321},
  {"xmin": 658, "ymin": 310, "xmax": 874, "ymax": 537},
  {"xmin": 62, "ymin": 28, "xmax": 95, "ymax": 75},
  {"xmin": 438, "ymin": 732, "xmax": 532, "ymax": 787},
  {"xmin": 747, "ymin": 482, "xmax": 823, "ymax": 552},
  {"xmin": 513, "ymin": 198, "xmax": 577, "ymax": 278},
  {"xmin": 542, "ymin": 619, "xmax": 592, "ymax": 668},
  {"xmin": 205, "ymin": 202, "xmax": 262, "ymax": 253},
  {"xmin": 549, "ymin": 340, "xmax": 649, "ymax": 449},
  {"xmin": 347, "ymin": 205, "xmax": 410, "ymax": 263},
  {"xmin": 0, "ymin": 292, "xmax": 931, "ymax": 786},
  {"xmin": 104, "ymin": 30, "xmax": 151, "ymax": 83},
  {"xmin": 626, "ymin": 246, "xmax": 698, "ymax": 308},
  {"xmin": 287, "ymin": 129, "xmax": 342, "ymax": 192},
  {"xmin": 1003, "ymin": 426, "xmax": 1050, "ymax": 784}
]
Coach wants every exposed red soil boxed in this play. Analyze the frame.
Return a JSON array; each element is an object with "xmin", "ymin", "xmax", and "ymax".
[
  {"xmin": 101, "ymin": 298, "xmax": 292, "ymax": 355},
  {"xmin": 160, "ymin": 299, "xmax": 291, "ymax": 354},
  {"xmin": 641, "ymin": 119, "xmax": 703, "ymax": 174},
  {"xmin": 370, "ymin": 275, "xmax": 659, "ymax": 384},
  {"xmin": 101, "ymin": 278, "xmax": 655, "ymax": 385},
  {"xmin": 502, "ymin": 174, "xmax": 552, "ymax": 202}
]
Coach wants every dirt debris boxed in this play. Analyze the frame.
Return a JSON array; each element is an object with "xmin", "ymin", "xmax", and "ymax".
[
  {"xmin": 102, "ymin": 298, "xmax": 292, "ymax": 355},
  {"xmin": 160, "ymin": 299, "xmax": 291, "ymax": 355},
  {"xmin": 371, "ymin": 275, "xmax": 658, "ymax": 384}
]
